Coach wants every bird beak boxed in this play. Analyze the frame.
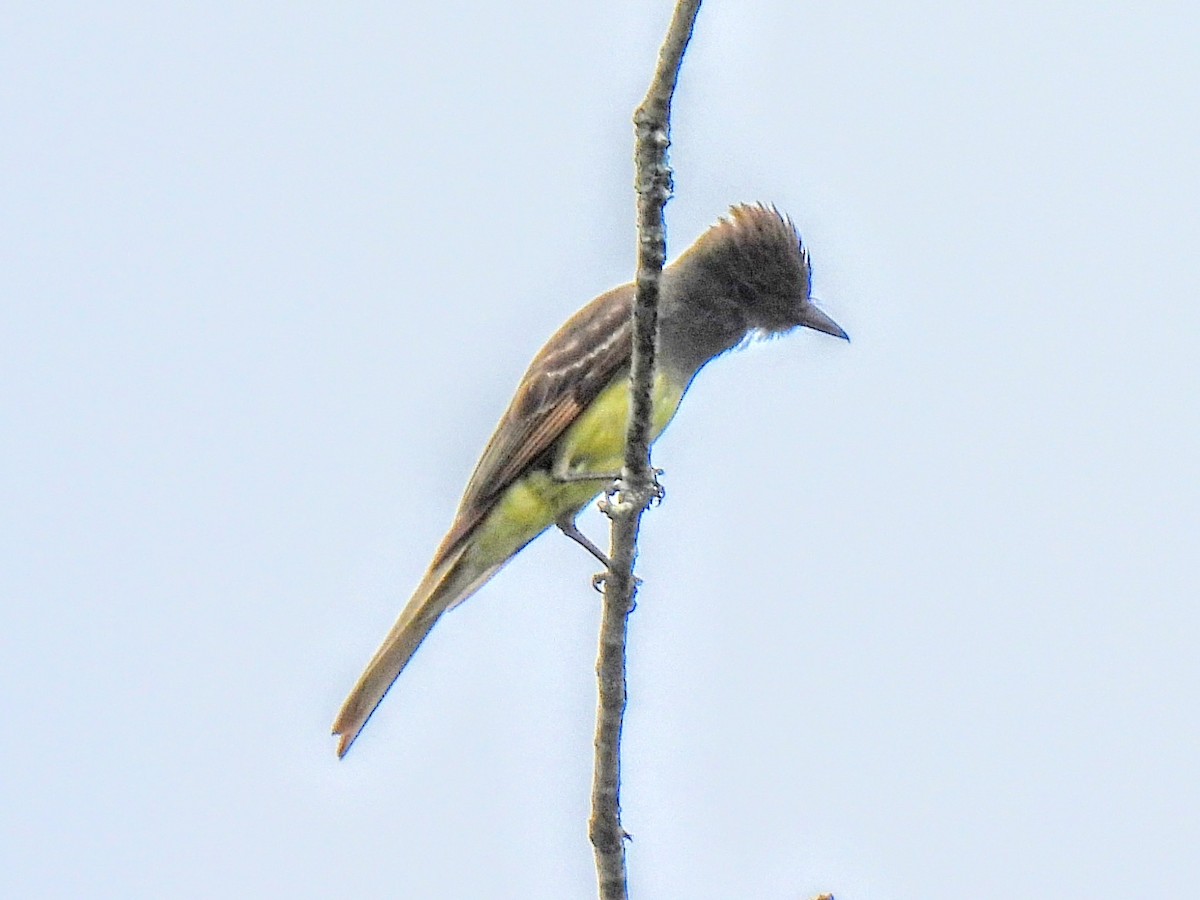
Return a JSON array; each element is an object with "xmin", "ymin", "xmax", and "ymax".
[{"xmin": 799, "ymin": 304, "xmax": 849, "ymax": 341}]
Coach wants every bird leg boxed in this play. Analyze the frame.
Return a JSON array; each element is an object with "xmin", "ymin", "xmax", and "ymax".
[
  {"xmin": 552, "ymin": 469, "xmax": 620, "ymax": 484},
  {"xmin": 555, "ymin": 515, "xmax": 611, "ymax": 568}
]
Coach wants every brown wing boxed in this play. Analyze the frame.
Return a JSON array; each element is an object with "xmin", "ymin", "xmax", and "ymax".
[{"xmin": 432, "ymin": 284, "xmax": 634, "ymax": 563}]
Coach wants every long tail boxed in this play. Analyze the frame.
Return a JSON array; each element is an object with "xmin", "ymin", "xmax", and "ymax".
[{"xmin": 331, "ymin": 543, "xmax": 502, "ymax": 758}]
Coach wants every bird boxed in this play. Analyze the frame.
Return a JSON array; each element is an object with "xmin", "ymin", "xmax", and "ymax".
[{"xmin": 332, "ymin": 203, "xmax": 847, "ymax": 757}]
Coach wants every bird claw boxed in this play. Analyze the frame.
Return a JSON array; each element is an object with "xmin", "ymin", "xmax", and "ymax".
[
  {"xmin": 597, "ymin": 468, "xmax": 665, "ymax": 513},
  {"xmin": 649, "ymin": 467, "xmax": 666, "ymax": 505},
  {"xmin": 591, "ymin": 571, "xmax": 643, "ymax": 595}
]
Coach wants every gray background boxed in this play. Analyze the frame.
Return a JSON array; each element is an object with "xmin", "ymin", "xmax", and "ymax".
[{"xmin": 4, "ymin": 2, "xmax": 1198, "ymax": 897}]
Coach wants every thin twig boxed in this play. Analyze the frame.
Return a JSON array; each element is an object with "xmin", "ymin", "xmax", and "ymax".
[{"xmin": 589, "ymin": 2, "xmax": 702, "ymax": 898}]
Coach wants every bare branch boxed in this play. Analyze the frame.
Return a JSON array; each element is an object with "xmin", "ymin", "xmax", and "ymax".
[{"xmin": 589, "ymin": 2, "xmax": 702, "ymax": 898}]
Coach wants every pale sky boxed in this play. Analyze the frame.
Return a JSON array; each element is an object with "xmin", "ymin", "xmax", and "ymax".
[{"xmin": 4, "ymin": 3, "xmax": 1198, "ymax": 898}]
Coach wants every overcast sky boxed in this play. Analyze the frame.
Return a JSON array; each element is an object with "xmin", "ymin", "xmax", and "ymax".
[{"xmin": 4, "ymin": 3, "xmax": 1198, "ymax": 898}]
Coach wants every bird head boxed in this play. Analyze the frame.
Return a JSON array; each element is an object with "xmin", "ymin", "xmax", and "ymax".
[{"xmin": 693, "ymin": 203, "xmax": 848, "ymax": 342}]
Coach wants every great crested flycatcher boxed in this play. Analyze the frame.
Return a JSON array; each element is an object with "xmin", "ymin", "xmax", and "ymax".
[{"xmin": 332, "ymin": 203, "xmax": 847, "ymax": 757}]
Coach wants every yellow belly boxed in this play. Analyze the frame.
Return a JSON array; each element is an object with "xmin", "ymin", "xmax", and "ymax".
[{"xmin": 467, "ymin": 370, "xmax": 685, "ymax": 567}]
